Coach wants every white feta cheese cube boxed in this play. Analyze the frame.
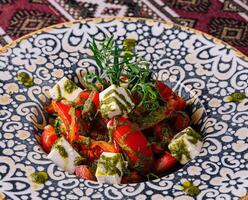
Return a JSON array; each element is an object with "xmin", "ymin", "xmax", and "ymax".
[
  {"xmin": 47, "ymin": 137, "xmax": 83, "ymax": 174},
  {"xmin": 99, "ymin": 85, "xmax": 134, "ymax": 118},
  {"xmin": 49, "ymin": 77, "xmax": 82, "ymax": 102},
  {"xmin": 168, "ymin": 127, "xmax": 202, "ymax": 165},
  {"xmin": 95, "ymin": 152, "xmax": 127, "ymax": 184}
]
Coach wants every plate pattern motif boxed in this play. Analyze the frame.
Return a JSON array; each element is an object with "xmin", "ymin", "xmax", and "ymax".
[{"xmin": 0, "ymin": 18, "xmax": 248, "ymax": 200}]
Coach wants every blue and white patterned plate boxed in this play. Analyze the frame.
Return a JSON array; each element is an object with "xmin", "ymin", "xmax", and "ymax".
[{"xmin": 0, "ymin": 18, "xmax": 248, "ymax": 200}]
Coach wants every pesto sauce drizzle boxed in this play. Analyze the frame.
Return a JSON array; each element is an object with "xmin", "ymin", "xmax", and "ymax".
[
  {"xmin": 185, "ymin": 127, "xmax": 202, "ymax": 144},
  {"xmin": 100, "ymin": 96, "xmax": 126, "ymax": 117},
  {"xmin": 82, "ymin": 94, "xmax": 97, "ymax": 121},
  {"xmin": 161, "ymin": 126, "xmax": 172, "ymax": 145},
  {"xmin": 73, "ymin": 137, "xmax": 91, "ymax": 149},
  {"xmin": 227, "ymin": 92, "xmax": 246, "ymax": 102},
  {"xmin": 107, "ymin": 128, "xmax": 113, "ymax": 143},
  {"xmin": 123, "ymin": 38, "xmax": 136, "ymax": 55},
  {"xmin": 181, "ymin": 180, "xmax": 200, "ymax": 197},
  {"xmin": 98, "ymin": 154, "xmax": 126, "ymax": 176},
  {"xmin": 64, "ymin": 79, "xmax": 78, "ymax": 93},
  {"xmin": 54, "ymin": 144, "xmax": 68, "ymax": 158},
  {"xmin": 54, "ymin": 117, "xmax": 61, "ymax": 137},
  {"xmin": 135, "ymin": 106, "xmax": 168, "ymax": 130},
  {"xmin": 17, "ymin": 72, "xmax": 34, "ymax": 87},
  {"xmin": 73, "ymin": 156, "xmax": 85, "ymax": 166},
  {"xmin": 69, "ymin": 107, "xmax": 76, "ymax": 133},
  {"xmin": 107, "ymin": 117, "xmax": 119, "ymax": 142},
  {"xmin": 102, "ymin": 89, "xmax": 133, "ymax": 109},
  {"xmin": 56, "ymin": 85, "xmax": 63, "ymax": 101},
  {"xmin": 170, "ymin": 137, "xmax": 191, "ymax": 162},
  {"xmin": 31, "ymin": 171, "xmax": 49, "ymax": 184}
]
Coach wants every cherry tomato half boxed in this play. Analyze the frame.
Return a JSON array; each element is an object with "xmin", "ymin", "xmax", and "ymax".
[{"xmin": 40, "ymin": 125, "xmax": 58, "ymax": 153}]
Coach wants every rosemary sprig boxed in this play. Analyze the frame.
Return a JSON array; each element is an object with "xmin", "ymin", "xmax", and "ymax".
[
  {"xmin": 82, "ymin": 72, "xmax": 106, "ymax": 91},
  {"xmin": 89, "ymin": 37, "xmax": 159, "ymax": 111}
]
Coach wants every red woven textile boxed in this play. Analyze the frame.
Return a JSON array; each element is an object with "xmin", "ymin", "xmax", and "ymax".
[{"xmin": 0, "ymin": 0, "xmax": 247, "ymax": 55}]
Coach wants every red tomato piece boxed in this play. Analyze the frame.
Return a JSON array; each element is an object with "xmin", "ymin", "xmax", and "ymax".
[
  {"xmin": 173, "ymin": 111, "xmax": 190, "ymax": 132},
  {"xmin": 155, "ymin": 81, "xmax": 173, "ymax": 101},
  {"xmin": 45, "ymin": 101, "xmax": 56, "ymax": 114},
  {"xmin": 154, "ymin": 152, "xmax": 177, "ymax": 174},
  {"xmin": 40, "ymin": 125, "xmax": 58, "ymax": 153},
  {"xmin": 75, "ymin": 136, "xmax": 119, "ymax": 161},
  {"xmin": 151, "ymin": 143, "xmax": 164, "ymax": 155},
  {"xmin": 108, "ymin": 116, "xmax": 154, "ymax": 173},
  {"xmin": 90, "ymin": 91, "xmax": 100, "ymax": 108},
  {"xmin": 75, "ymin": 165, "xmax": 96, "ymax": 181},
  {"xmin": 155, "ymin": 81, "xmax": 186, "ymax": 111},
  {"xmin": 169, "ymin": 97, "xmax": 186, "ymax": 111},
  {"xmin": 81, "ymin": 91, "xmax": 100, "ymax": 118},
  {"xmin": 153, "ymin": 121, "xmax": 174, "ymax": 146},
  {"xmin": 75, "ymin": 91, "xmax": 91, "ymax": 106},
  {"xmin": 53, "ymin": 100, "xmax": 90, "ymax": 142},
  {"xmin": 54, "ymin": 100, "xmax": 81, "ymax": 127}
]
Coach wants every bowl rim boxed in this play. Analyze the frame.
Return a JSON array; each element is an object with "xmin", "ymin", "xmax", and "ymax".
[{"xmin": 0, "ymin": 17, "xmax": 247, "ymax": 61}]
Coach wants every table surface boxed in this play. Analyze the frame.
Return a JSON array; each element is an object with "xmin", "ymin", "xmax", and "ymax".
[{"xmin": 0, "ymin": 0, "xmax": 247, "ymax": 55}]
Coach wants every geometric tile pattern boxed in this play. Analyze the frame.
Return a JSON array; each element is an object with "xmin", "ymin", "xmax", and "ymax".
[{"xmin": 6, "ymin": 9, "xmax": 59, "ymax": 37}]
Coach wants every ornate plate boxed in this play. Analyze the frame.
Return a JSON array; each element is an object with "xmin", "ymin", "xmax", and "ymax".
[{"xmin": 0, "ymin": 18, "xmax": 248, "ymax": 200}]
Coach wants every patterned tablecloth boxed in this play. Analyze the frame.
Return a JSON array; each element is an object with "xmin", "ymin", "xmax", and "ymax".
[{"xmin": 0, "ymin": 0, "xmax": 247, "ymax": 55}]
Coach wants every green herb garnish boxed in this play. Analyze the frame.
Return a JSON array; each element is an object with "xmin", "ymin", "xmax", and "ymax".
[{"xmin": 89, "ymin": 37, "xmax": 159, "ymax": 111}]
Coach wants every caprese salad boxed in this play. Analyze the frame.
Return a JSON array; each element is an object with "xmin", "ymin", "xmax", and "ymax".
[{"xmin": 40, "ymin": 37, "xmax": 203, "ymax": 184}]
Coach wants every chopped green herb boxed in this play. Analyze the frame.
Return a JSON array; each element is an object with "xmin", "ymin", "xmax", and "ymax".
[
  {"xmin": 31, "ymin": 171, "xmax": 49, "ymax": 184},
  {"xmin": 17, "ymin": 72, "xmax": 34, "ymax": 87}
]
